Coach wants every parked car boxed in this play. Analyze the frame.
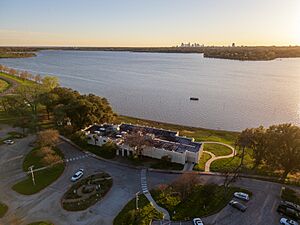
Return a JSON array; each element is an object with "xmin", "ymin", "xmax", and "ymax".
[
  {"xmin": 3, "ymin": 139, "xmax": 14, "ymax": 145},
  {"xmin": 278, "ymin": 203, "xmax": 300, "ymax": 221},
  {"xmin": 71, "ymin": 169, "xmax": 84, "ymax": 182},
  {"xmin": 233, "ymin": 192, "xmax": 250, "ymax": 201},
  {"xmin": 280, "ymin": 218, "xmax": 299, "ymax": 225},
  {"xmin": 229, "ymin": 200, "xmax": 247, "ymax": 212},
  {"xmin": 193, "ymin": 218, "xmax": 204, "ymax": 225},
  {"xmin": 281, "ymin": 201, "xmax": 300, "ymax": 212}
]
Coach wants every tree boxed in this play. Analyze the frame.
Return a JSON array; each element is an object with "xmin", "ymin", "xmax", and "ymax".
[
  {"xmin": 51, "ymin": 88, "xmax": 115, "ymax": 131},
  {"xmin": 124, "ymin": 128, "xmax": 154, "ymax": 157},
  {"xmin": 266, "ymin": 124, "xmax": 300, "ymax": 180},
  {"xmin": 42, "ymin": 76, "xmax": 59, "ymax": 91},
  {"xmin": 39, "ymin": 92, "xmax": 59, "ymax": 119},
  {"xmin": 171, "ymin": 173, "xmax": 201, "ymax": 200},
  {"xmin": 34, "ymin": 74, "xmax": 42, "ymax": 83},
  {"xmin": 0, "ymin": 94, "xmax": 36, "ymax": 134},
  {"xmin": 36, "ymin": 129, "xmax": 59, "ymax": 147},
  {"xmin": 237, "ymin": 126, "xmax": 268, "ymax": 169}
]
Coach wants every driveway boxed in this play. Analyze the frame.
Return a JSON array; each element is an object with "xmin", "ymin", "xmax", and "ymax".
[
  {"xmin": 0, "ymin": 137, "xmax": 141, "ymax": 225},
  {"xmin": 0, "ymin": 134, "xmax": 299, "ymax": 225}
]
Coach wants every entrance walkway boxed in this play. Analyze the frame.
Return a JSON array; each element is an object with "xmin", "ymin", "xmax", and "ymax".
[{"xmin": 140, "ymin": 169, "xmax": 170, "ymax": 220}]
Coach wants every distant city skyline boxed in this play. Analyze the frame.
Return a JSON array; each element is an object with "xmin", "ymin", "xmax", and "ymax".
[{"xmin": 0, "ymin": 0, "xmax": 299, "ymax": 47}]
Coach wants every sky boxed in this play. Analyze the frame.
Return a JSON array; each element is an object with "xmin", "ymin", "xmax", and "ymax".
[{"xmin": 0, "ymin": 0, "xmax": 300, "ymax": 47}]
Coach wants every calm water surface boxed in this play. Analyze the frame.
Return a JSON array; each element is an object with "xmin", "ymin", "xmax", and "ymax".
[{"xmin": 1, "ymin": 50, "xmax": 300, "ymax": 131}]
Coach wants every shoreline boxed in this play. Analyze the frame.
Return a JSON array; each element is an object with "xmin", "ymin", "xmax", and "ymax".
[{"xmin": 1, "ymin": 46, "xmax": 300, "ymax": 61}]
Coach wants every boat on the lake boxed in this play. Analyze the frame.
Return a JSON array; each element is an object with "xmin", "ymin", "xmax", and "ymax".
[{"xmin": 190, "ymin": 97, "xmax": 199, "ymax": 101}]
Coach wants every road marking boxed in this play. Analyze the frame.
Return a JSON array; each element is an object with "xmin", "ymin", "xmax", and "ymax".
[{"xmin": 0, "ymin": 155, "xmax": 23, "ymax": 165}]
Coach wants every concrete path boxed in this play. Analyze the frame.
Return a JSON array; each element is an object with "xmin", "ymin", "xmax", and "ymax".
[
  {"xmin": 202, "ymin": 142, "xmax": 236, "ymax": 172},
  {"xmin": 0, "ymin": 73, "xmax": 19, "ymax": 96},
  {"xmin": 140, "ymin": 169, "xmax": 170, "ymax": 220},
  {"xmin": 183, "ymin": 162, "xmax": 194, "ymax": 171}
]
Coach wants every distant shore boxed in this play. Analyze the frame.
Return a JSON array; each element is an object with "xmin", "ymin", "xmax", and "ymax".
[{"xmin": 1, "ymin": 46, "xmax": 300, "ymax": 61}]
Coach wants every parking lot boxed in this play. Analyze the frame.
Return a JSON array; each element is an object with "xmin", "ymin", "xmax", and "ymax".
[{"xmin": 0, "ymin": 126, "xmax": 299, "ymax": 225}]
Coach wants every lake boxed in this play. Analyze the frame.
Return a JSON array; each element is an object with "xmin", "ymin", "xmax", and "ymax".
[{"xmin": 1, "ymin": 50, "xmax": 299, "ymax": 131}]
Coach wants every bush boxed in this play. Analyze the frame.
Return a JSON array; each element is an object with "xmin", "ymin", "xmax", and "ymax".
[{"xmin": 37, "ymin": 129, "xmax": 59, "ymax": 147}]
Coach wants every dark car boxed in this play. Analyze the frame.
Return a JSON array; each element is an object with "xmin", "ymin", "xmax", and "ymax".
[
  {"xmin": 277, "ymin": 204, "xmax": 300, "ymax": 221},
  {"xmin": 229, "ymin": 200, "xmax": 247, "ymax": 212},
  {"xmin": 281, "ymin": 201, "xmax": 300, "ymax": 213}
]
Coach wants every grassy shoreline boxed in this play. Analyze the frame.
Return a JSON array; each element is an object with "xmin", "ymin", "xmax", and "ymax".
[{"xmin": 117, "ymin": 115, "xmax": 239, "ymax": 145}]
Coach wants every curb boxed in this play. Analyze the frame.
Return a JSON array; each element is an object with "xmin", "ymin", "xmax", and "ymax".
[{"xmin": 59, "ymin": 135, "xmax": 299, "ymax": 186}]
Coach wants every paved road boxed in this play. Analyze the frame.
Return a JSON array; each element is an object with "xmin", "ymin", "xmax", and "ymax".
[{"xmin": 0, "ymin": 132, "xmax": 299, "ymax": 225}]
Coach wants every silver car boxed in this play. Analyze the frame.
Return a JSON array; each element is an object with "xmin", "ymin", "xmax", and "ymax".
[
  {"xmin": 193, "ymin": 218, "xmax": 204, "ymax": 225},
  {"xmin": 233, "ymin": 192, "xmax": 250, "ymax": 201},
  {"xmin": 280, "ymin": 218, "xmax": 299, "ymax": 225},
  {"xmin": 71, "ymin": 169, "xmax": 84, "ymax": 182}
]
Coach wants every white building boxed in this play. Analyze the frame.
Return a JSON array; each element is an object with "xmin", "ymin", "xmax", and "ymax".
[{"xmin": 84, "ymin": 123, "xmax": 203, "ymax": 165}]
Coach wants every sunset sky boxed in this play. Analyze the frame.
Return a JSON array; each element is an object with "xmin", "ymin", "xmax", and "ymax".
[{"xmin": 0, "ymin": 0, "xmax": 299, "ymax": 47}]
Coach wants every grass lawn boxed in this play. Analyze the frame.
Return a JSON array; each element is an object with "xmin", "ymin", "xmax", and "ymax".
[
  {"xmin": 27, "ymin": 222, "xmax": 54, "ymax": 225},
  {"xmin": 0, "ymin": 201, "xmax": 8, "ymax": 218},
  {"xmin": 0, "ymin": 78, "xmax": 10, "ymax": 93},
  {"xmin": 0, "ymin": 72, "xmax": 35, "ymax": 86},
  {"xmin": 12, "ymin": 147, "xmax": 65, "ymax": 195},
  {"xmin": 113, "ymin": 194, "xmax": 163, "ymax": 225},
  {"xmin": 194, "ymin": 152, "xmax": 212, "ymax": 171},
  {"xmin": 117, "ymin": 116, "xmax": 239, "ymax": 145},
  {"xmin": 152, "ymin": 184, "xmax": 252, "ymax": 220},
  {"xmin": 203, "ymin": 143, "xmax": 232, "ymax": 156}
]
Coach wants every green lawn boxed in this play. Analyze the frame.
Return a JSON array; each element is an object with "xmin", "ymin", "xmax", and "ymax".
[
  {"xmin": 117, "ymin": 116, "xmax": 239, "ymax": 145},
  {"xmin": 194, "ymin": 152, "xmax": 212, "ymax": 171},
  {"xmin": 0, "ymin": 78, "xmax": 10, "ymax": 93},
  {"xmin": 12, "ymin": 147, "xmax": 65, "ymax": 195},
  {"xmin": 0, "ymin": 201, "xmax": 8, "ymax": 218},
  {"xmin": 113, "ymin": 194, "xmax": 163, "ymax": 225},
  {"xmin": 203, "ymin": 143, "xmax": 232, "ymax": 156},
  {"xmin": 152, "ymin": 184, "xmax": 252, "ymax": 220},
  {"xmin": 0, "ymin": 72, "xmax": 35, "ymax": 86}
]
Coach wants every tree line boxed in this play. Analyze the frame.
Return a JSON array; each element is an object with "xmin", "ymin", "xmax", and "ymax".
[
  {"xmin": 236, "ymin": 124, "xmax": 300, "ymax": 180},
  {"xmin": 0, "ymin": 65, "xmax": 116, "ymax": 134}
]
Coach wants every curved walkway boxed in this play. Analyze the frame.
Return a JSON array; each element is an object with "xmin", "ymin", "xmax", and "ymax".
[
  {"xmin": 0, "ymin": 74, "xmax": 19, "ymax": 96},
  {"xmin": 202, "ymin": 141, "xmax": 236, "ymax": 172}
]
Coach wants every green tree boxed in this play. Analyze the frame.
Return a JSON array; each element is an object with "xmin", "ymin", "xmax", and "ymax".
[
  {"xmin": 42, "ymin": 76, "xmax": 59, "ymax": 91},
  {"xmin": 39, "ymin": 92, "xmax": 59, "ymax": 119},
  {"xmin": 266, "ymin": 124, "xmax": 300, "ymax": 180}
]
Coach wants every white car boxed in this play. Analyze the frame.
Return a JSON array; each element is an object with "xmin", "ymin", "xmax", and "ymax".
[
  {"xmin": 193, "ymin": 218, "xmax": 204, "ymax": 225},
  {"xmin": 3, "ymin": 139, "xmax": 14, "ymax": 145},
  {"xmin": 233, "ymin": 192, "xmax": 250, "ymax": 201},
  {"xmin": 71, "ymin": 169, "xmax": 84, "ymax": 182},
  {"xmin": 280, "ymin": 218, "xmax": 299, "ymax": 225}
]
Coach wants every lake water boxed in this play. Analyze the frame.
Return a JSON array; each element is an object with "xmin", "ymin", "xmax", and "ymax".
[{"xmin": 1, "ymin": 50, "xmax": 300, "ymax": 131}]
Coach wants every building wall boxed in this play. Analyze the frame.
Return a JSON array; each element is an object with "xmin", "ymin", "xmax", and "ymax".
[
  {"xmin": 85, "ymin": 126, "xmax": 203, "ymax": 165},
  {"xmin": 87, "ymin": 134, "xmax": 109, "ymax": 146}
]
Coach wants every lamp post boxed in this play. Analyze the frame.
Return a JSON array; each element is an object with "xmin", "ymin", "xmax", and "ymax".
[{"xmin": 28, "ymin": 165, "xmax": 35, "ymax": 186}]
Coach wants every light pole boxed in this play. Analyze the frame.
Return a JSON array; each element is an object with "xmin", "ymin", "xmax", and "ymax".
[
  {"xmin": 28, "ymin": 165, "xmax": 35, "ymax": 186},
  {"xmin": 135, "ymin": 191, "xmax": 140, "ymax": 210}
]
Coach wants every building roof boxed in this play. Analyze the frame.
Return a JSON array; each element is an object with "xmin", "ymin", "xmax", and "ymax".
[{"xmin": 85, "ymin": 123, "xmax": 202, "ymax": 154}]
